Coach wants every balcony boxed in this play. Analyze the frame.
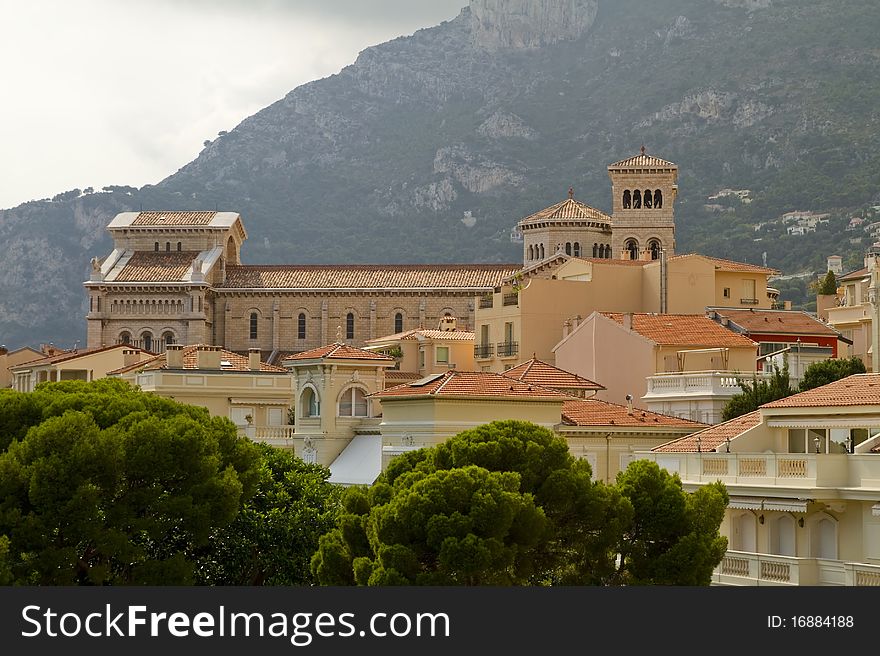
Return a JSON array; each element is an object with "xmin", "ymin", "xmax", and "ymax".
[
  {"xmin": 497, "ymin": 341, "xmax": 519, "ymax": 358},
  {"xmin": 826, "ymin": 303, "xmax": 870, "ymax": 326},
  {"xmin": 479, "ymin": 295, "xmax": 494, "ymax": 309},
  {"xmin": 643, "ymin": 371, "xmax": 772, "ymax": 424},
  {"xmin": 714, "ymin": 550, "xmax": 880, "ymax": 586},
  {"xmin": 474, "ymin": 344, "xmax": 494, "ymax": 359},
  {"xmin": 502, "ymin": 293, "xmax": 519, "ymax": 307}
]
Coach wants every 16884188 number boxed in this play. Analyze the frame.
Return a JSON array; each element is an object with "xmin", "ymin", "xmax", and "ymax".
[{"xmin": 791, "ymin": 616, "xmax": 854, "ymax": 628}]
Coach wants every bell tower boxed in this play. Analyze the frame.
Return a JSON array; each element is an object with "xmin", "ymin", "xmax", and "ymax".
[{"xmin": 608, "ymin": 147, "xmax": 678, "ymax": 260}]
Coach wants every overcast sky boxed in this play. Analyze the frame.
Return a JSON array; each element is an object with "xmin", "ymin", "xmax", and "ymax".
[{"xmin": 0, "ymin": 0, "xmax": 467, "ymax": 209}]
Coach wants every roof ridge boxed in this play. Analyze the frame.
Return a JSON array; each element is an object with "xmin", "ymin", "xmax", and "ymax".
[{"xmin": 433, "ymin": 370, "xmax": 457, "ymax": 394}]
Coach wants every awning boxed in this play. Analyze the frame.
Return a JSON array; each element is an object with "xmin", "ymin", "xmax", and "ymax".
[
  {"xmin": 767, "ymin": 418, "xmax": 880, "ymax": 429},
  {"xmin": 728, "ymin": 496, "xmax": 808, "ymax": 512},
  {"xmin": 328, "ymin": 434, "xmax": 382, "ymax": 486}
]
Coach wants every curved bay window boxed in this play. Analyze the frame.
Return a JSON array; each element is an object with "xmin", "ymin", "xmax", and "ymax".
[{"xmin": 339, "ymin": 387, "xmax": 368, "ymax": 417}]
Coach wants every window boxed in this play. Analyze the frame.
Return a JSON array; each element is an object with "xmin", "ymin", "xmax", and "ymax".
[
  {"xmin": 298, "ymin": 313, "xmax": 307, "ymax": 340},
  {"xmin": 419, "ymin": 349, "xmax": 425, "ymax": 369},
  {"xmin": 249, "ymin": 312, "xmax": 258, "ymax": 339},
  {"xmin": 119, "ymin": 331, "xmax": 131, "ymax": 345},
  {"xmin": 625, "ymin": 239, "xmax": 639, "ymax": 261},
  {"xmin": 565, "ymin": 242, "xmax": 572, "ymax": 255},
  {"xmin": 649, "ymin": 240, "xmax": 660, "ymax": 260},
  {"xmin": 742, "ymin": 279, "xmax": 757, "ymax": 302},
  {"xmin": 573, "ymin": 242, "xmax": 580, "ymax": 257},
  {"xmin": 163, "ymin": 331, "xmax": 175, "ymax": 348},
  {"xmin": 339, "ymin": 387, "xmax": 368, "ymax": 417},
  {"xmin": 723, "ymin": 287, "xmax": 731, "ymax": 298},
  {"xmin": 154, "ymin": 242, "xmax": 159, "ymax": 252},
  {"xmin": 633, "ymin": 190, "xmax": 642, "ymax": 209},
  {"xmin": 504, "ymin": 321, "xmax": 514, "ymax": 344},
  {"xmin": 436, "ymin": 346, "xmax": 449, "ymax": 364},
  {"xmin": 301, "ymin": 388, "xmax": 320, "ymax": 417},
  {"xmin": 141, "ymin": 332, "xmax": 153, "ymax": 352},
  {"xmin": 165, "ymin": 242, "xmax": 171, "ymax": 252},
  {"xmin": 394, "ymin": 312, "xmax": 404, "ymax": 334},
  {"xmin": 643, "ymin": 189, "xmax": 653, "ymax": 209},
  {"xmin": 528, "ymin": 245, "xmax": 534, "ymax": 260},
  {"xmin": 654, "ymin": 189, "xmax": 663, "ymax": 208},
  {"xmin": 346, "ymin": 312, "xmax": 355, "ymax": 340},
  {"xmin": 622, "ymin": 190, "xmax": 631, "ymax": 209}
]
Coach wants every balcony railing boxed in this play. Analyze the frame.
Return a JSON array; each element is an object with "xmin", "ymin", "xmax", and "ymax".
[
  {"xmin": 474, "ymin": 344, "xmax": 494, "ymax": 359},
  {"xmin": 740, "ymin": 298, "xmax": 760, "ymax": 305},
  {"xmin": 478, "ymin": 295, "xmax": 494, "ymax": 309},
  {"xmin": 497, "ymin": 341, "xmax": 519, "ymax": 357},
  {"xmin": 502, "ymin": 293, "xmax": 519, "ymax": 307},
  {"xmin": 714, "ymin": 550, "xmax": 880, "ymax": 586}
]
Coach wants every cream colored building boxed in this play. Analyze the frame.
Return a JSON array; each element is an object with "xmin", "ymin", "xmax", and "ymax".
[
  {"xmin": 825, "ymin": 252, "xmax": 878, "ymax": 369},
  {"xmin": 473, "ymin": 252, "xmax": 778, "ymax": 373},
  {"xmin": 10, "ymin": 344, "xmax": 154, "ymax": 392},
  {"xmin": 643, "ymin": 373, "xmax": 880, "ymax": 586},
  {"xmin": 109, "ymin": 344, "xmax": 292, "ymax": 442},
  {"xmin": 0, "ymin": 346, "xmax": 45, "ymax": 389},
  {"xmin": 364, "ymin": 314, "xmax": 477, "ymax": 376},
  {"xmin": 553, "ymin": 312, "xmax": 759, "ymax": 422},
  {"xmin": 83, "ymin": 211, "xmax": 519, "ymax": 358}
]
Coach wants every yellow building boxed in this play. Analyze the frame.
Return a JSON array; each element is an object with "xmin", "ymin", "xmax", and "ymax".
[
  {"xmin": 364, "ymin": 314, "xmax": 477, "ymax": 376},
  {"xmin": 825, "ymin": 257, "xmax": 876, "ymax": 368},
  {"xmin": 0, "ymin": 345, "xmax": 45, "ymax": 389},
  {"xmin": 11, "ymin": 344, "xmax": 154, "ymax": 392},
  {"xmin": 644, "ymin": 373, "xmax": 880, "ymax": 586}
]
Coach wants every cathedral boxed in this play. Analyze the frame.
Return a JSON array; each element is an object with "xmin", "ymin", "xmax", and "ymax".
[{"xmin": 84, "ymin": 149, "xmax": 677, "ymax": 359}]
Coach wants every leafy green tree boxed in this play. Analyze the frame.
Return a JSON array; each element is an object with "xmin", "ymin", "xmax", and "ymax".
[
  {"xmin": 195, "ymin": 442, "xmax": 341, "ymax": 585},
  {"xmin": 0, "ymin": 535, "xmax": 12, "ymax": 585},
  {"xmin": 312, "ymin": 420, "xmax": 726, "ymax": 586},
  {"xmin": 722, "ymin": 363, "xmax": 795, "ymax": 421},
  {"xmin": 798, "ymin": 356, "xmax": 866, "ymax": 392},
  {"xmin": 812, "ymin": 270, "xmax": 839, "ymax": 296},
  {"xmin": 0, "ymin": 379, "xmax": 261, "ymax": 585}
]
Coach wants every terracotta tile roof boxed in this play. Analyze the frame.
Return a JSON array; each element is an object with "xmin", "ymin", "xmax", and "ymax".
[
  {"xmin": 607, "ymin": 152, "xmax": 677, "ymax": 170},
  {"xmin": 130, "ymin": 211, "xmax": 218, "ymax": 226},
  {"xmin": 370, "ymin": 370, "xmax": 571, "ymax": 400},
  {"xmin": 367, "ymin": 329, "xmax": 475, "ymax": 344},
  {"xmin": 12, "ymin": 344, "xmax": 151, "ymax": 369},
  {"xmin": 384, "ymin": 371, "xmax": 422, "ymax": 381},
  {"xmin": 220, "ymin": 264, "xmax": 520, "ymax": 290},
  {"xmin": 839, "ymin": 267, "xmax": 868, "ymax": 282},
  {"xmin": 652, "ymin": 411, "xmax": 762, "ymax": 452},
  {"xmin": 671, "ymin": 253, "xmax": 779, "ymax": 275},
  {"xmin": 761, "ymin": 373, "xmax": 880, "ymax": 408},
  {"xmin": 108, "ymin": 345, "xmax": 286, "ymax": 374},
  {"xmin": 602, "ymin": 313, "xmax": 759, "ymax": 348},
  {"xmin": 502, "ymin": 357, "xmax": 604, "ymax": 391},
  {"xmin": 518, "ymin": 197, "xmax": 612, "ymax": 227},
  {"xmin": 283, "ymin": 343, "xmax": 395, "ymax": 362},
  {"xmin": 578, "ymin": 257, "xmax": 651, "ymax": 266},
  {"xmin": 113, "ymin": 251, "xmax": 201, "ymax": 283},
  {"xmin": 562, "ymin": 398, "xmax": 707, "ymax": 428},
  {"xmin": 708, "ymin": 308, "xmax": 840, "ymax": 337}
]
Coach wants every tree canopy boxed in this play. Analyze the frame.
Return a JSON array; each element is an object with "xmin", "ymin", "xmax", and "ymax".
[
  {"xmin": 798, "ymin": 356, "xmax": 866, "ymax": 392},
  {"xmin": 813, "ymin": 270, "xmax": 839, "ymax": 296},
  {"xmin": 311, "ymin": 420, "xmax": 728, "ymax": 586},
  {"xmin": 722, "ymin": 363, "xmax": 795, "ymax": 421}
]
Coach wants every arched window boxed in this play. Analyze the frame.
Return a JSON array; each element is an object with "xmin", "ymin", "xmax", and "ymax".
[
  {"xmin": 771, "ymin": 515, "xmax": 796, "ymax": 556},
  {"xmin": 573, "ymin": 242, "xmax": 580, "ymax": 257},
  {"xmin": 527, "ymin": 245, "xmax": 533, "ymax": 260},
  {"xmin": 177, "ymin": 242, "xmax": 182, "ymax": 251},
  {"xmin": 565, "ymin": 242, "xmax": 572, "ymax": 256},
  {"xmin": 162, "ymin": 331, "xmax": 175, "ymax": 348},
  {"xmin": 654, "ymin": 189, "xmax": 663, "ymax": 208},
  {"xmin": 592, "ymin": 243, "xmax": 598, "ymax": 258},
  {"xmin": 339, "ymin": 387, "xmax": 368, "ymax": 417},
  {"xmin": 154, "ymin": 242, "xmax": 159, "ymax": 252},
  {"xmin": 811, "ymin": 516, "xmax": 838, "ymax": 559},
  {"xmin": 731, "ymin": 512, "xmax": 757, "ymax": 552},
  {"xmin": 249, "ymin": 312, "xmax": 258, "ymax": 340},
  {"xmin": 394, "ymin": 312, "xmax": 404, "ymax": 334},
  {"xmin": 623, "ymin": 190, "xmax": 631, "ymax": 209},
  {"xmin": 298, "ymin": 313, "xmax": 307, "ymax": 340},
  {"xmin": 301, "ymin": 387, "xmax": 320, "ymax": 418},
  {"xmin": 626, "ymin": 239, "xmax": 639, "ymax": 261},
  {"xmin": 633, "ymin": 190, "xmax": 642, "ymax": 209},
  {"xmin": 643, "ymin": 189, "xmax": 653, "ymax": 209},
  {"xmin": 539, "ymin": 244, "xmax": 545, "ymax": 259},
  {"xmin": 165, "ymin": 242, "xmax": 171, "ymax": 252},
  {"xmin": 606, "ymin": 244, "xmax": 612, "ymax": 258},
  {"xmin": 346, "ymin": 312, "xmax": 355, "ymax": 340},
  {"xmin": 649, "ymin": 240, "xmax": 661, "ymax": 260},
  {"xmin": 141, "ymin": 332, "xmax": 153, "ymax": 353},
  {"xmin": 119, "ymin": 331, "xmax": 131, "ymax": 345}
]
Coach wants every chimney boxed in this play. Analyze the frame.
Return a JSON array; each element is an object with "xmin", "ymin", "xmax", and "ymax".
[
  {"xmin": 623, "ymin": 313, "xmax": 633, "ymax": 331},
  {"xmin": 248, "ymin": 347, "xmax": 262, "ymax": 371},
  {"xmin": 166, "ymin": 344, "xmax": 184, "ymax": 369},
  {"xmin": 438, "ymin": 313, "xmax": 457, "ymax": 331},
  {"xmin": 562, "ymin": 319, "xmax": 571, "ymax": 339},
  {"xmin": 626, "ymin": 393, "xmax": 634, "ymax": 415},
  {"xmin": 196, "ymin": 345, "xmax": 221, "ymax": 370},
  {"xmin": 122, "ymin": 349, "xmax": 141, "ymax": 368},
  {"xmin": 783, "ymin": 300, "xmax": 792, "ymax": 310}
]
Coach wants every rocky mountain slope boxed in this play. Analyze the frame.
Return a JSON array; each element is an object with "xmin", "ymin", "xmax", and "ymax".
[{"xmin": 2, "ymin": 0, "xmax": 879, "ymax": 348}]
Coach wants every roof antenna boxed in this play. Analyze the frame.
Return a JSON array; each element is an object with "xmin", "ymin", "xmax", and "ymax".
[
  {"xmin": 568, "ymin": 187, "xmax": 574, "ymax": 199},
  {"xmin": 640, "ymin": 145, "xmax": 646, "ymax": 155}
]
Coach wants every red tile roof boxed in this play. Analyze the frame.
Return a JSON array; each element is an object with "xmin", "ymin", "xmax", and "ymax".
[
  {"xmin": 607, "ymin": 152, "xmax": 677, "ymax": 170},
  {"xmin": 131, "ymin": 211, "xmax": 218, "ymax": 226},
  {"xmin": 561, "ymin": 399, "xmax": 706, "ymax": 428},
  {"xmin": 652, "ymin": 411, "xmax": 762, "ymax": 452},
  {"xmin": 708, "ymin": 308, "xmax": 840, "ymax": 337},
  {"xmin": 12, "ymin": 344, "xmax": 151, "ymax": 369},
  {"xmin": 602, "ymin": 313, "xmax": 759, "ymax": 348},
  {"xmin": 761, "ymin": 373, "xmax": 880, "ymax": 408},
  {"xmin": 283, "ymin": 343, "xmax": 395, "ymax": 362},
  {"xmin": 518, "ymin": 197, "xmax": 612, "ymax": 227},
  {"xmin": 220, "ymin": 264, "xmax": 520, "ymax": 290},
  {"xmin": 371, "ymin": 370, "xmax": 571, "ymax": 400},
  {"xmin": 839, "ymin": 267, "xmax": 868, "ymax": 282},
  {"xmin": 113, "ymin": 251, "xmax": 201, "ymax": 283},
  {"xmin": 368, "ymin": 329, "xmax": 475, "ymax": 343},
  {"xmin": 671, "ymin": 253, "xmax": 779, "ymax": 275},
  {"xmin": 108, "ymin": 345, "xmax": 287, "ymax": 374},
  {"xmin": 502, "ymin": 357, "xmax": 604, "ymax": 391}
]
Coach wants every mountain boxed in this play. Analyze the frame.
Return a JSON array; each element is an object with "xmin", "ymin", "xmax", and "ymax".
[{"xmin": 2, "ymin": 0, "xmax": 879, "ymax": 349}]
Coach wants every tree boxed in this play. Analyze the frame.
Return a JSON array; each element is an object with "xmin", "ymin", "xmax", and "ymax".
[
  {"xmin": 798, "ymin": 356, "xmax": 866, "ymax": 392},
  {"xmin": 813, "ymin": 270, "xmax": 838, "ymax": 295},
  {"xmin": 195, "ymin": 442, "xmax": 341, "ymax": 585},
  {"xmin": 0, "ymin": 379, "xmax": 261, "ymax": 585},
  {"xmin": 311, "ymin": 420, "xmax": 726, "ymax": 586},
  {"xmin": 722, "ymin": 363, "xmax": 795, "ymax": 421}
]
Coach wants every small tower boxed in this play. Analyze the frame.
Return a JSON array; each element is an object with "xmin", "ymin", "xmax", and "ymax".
[{"xmin": 608, "ymin": 147, "xmax": 678, "ymax": 260}]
